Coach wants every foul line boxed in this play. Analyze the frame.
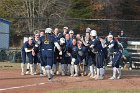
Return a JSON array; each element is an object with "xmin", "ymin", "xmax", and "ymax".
[{"xmin": 0, "ymin": 82, "xmax": 48, "ymax": 91}]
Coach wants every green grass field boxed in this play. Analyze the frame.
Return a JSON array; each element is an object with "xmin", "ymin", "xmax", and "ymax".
[
  {"xmin": 47, "ymin": 88, "xmax": 140, "ymax": 93},
  {"xmin": 0, "ymin": 62, "xmax": 140, "ymax": 93},
  {"xmin": 0, "ymin": 62, "xmax": 21, "ymax": 70}
]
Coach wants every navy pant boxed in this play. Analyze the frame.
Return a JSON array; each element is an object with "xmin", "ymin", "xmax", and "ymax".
[
  {"xmin": 37, "ymin": 52, "xmax": 46, "ymax": 66},
  {"xmin": 96, "ymin": 52, "xmax": 105, "ymax": 68},
  {"xmin": 87, "ymin": 54, "xmax": 96, "ymax": 66},
  {"xmin": 21, "ymin": 50, "xmax": 26, "ymax": 64},
  {"xmin": 64, "ymin": 57, "xmax": 71, "ymax": 64},
  {"xmin": 112, "ymin": 51, "xmax": 122, "ymax": 68},
  {"xmin": 33, "ymin": 54, "xmax": 40, "ymax": 64},
  {"xmin": 77, "ymin": 56, "xmax": 85, "ymax": 65},
  {"xmin": 26, "ymin": 52, "xmax": 33, "ymax": 64},
  {"xmin": 41, "ymin": 50, "xmax": 53, "ymax": 67}
]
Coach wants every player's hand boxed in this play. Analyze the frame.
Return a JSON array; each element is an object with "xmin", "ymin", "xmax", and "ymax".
[
  {"xmin": 35, "ymin": 44, "xmax": 38, "ymax": 47},
  {"xmin": 80, "ymin": 36, "xmax": 84, "ymax": 41},
  {"xmin": 59, "ymin": 51, "xmax": 62, "ymax": 55},
  {"xmin": 90, "ymin": 45, "xmax": 94, "ymax": 48},
  {"xmin": 32, "ymin": 51, "xmax": 35, "ymax": 56},
  {"xmin": 71, "ymin": 58, "xmax": 76, "ymax": 65},
  {"xmin": 67, "ymin": 53, "xmax": 71, "ymax": 56},
  {"xmin": 31, "ymin": 49, "xmax": 35, "ymax": 56}
]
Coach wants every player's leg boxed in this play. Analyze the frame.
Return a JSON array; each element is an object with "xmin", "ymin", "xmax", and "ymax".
[{"xmin": 21, "ymin": 51, "xmax": 26, "ymax": 75}]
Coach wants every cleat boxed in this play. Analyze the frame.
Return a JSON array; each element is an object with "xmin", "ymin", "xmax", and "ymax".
[
  {"xmin": 117, "ymin": 76, "xmax": 121, "ymax": 79},
  {"xmin": 109, "ymin": 76, "xmax": 116, "ymax": 80},
  {"xmin": 40, "ymin": 73, "xmax": 45, "ymax": 76},
  {"xmin": 25, "ymin": 71, "xmax": 30, "ymax": 75},
  {"xmin": 129, "ymin": 67, "xmax": 132, "ymax": 71},
  {"xmin": 34, "ymin": 72, "xmax": 37, "ymax": 75},
  {"xmin": 30, "ymin": 72, "xmax": 34, "ymax": 75},
  {"xmin": 87, "ymin": 73, "xmax": 91, "ymax": 77},
  {"xmin": 99, "ymin": 76, "xmax": 104, "ymax": 80},
  {"xmin": 56, "ymin": 71, "xmax": 60, "ymax": 75},
  {"xmin": 70, "ymin": 75, "xmax": 74, "ymax": 77},
  {"xmin": 74, "ymin": 74, "xmax": 78, "ymax": 77},
  {"xmin": 61, "ymin": 72, "xmax": 65, "ymax": 76},
  {"xmin": 90, "ymin": 75, "xmax": 95, "ymax": 79},
  {"xmin": 48, "ymin": 78, "xmax": 52, "ymax": 82}
]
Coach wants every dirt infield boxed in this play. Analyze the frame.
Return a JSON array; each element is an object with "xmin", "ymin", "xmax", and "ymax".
[{"xmin": 0, "ymin": 69, "xmax": 140, "ymax": 93}]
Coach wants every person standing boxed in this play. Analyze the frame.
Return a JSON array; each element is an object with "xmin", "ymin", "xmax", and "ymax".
[
  {"xmin": 33, "ymin": 32, "xmax": 42, "ymax": 75},
  {"xmin": 118, "ymin": 30, "xmax": 128, "ymax": 48},
  {"xmin": 107, "ymin": 35, "xmax": 122, "ymax": 80},
  {"xmin": 21, "ymin": 37, "xmax": 28, "ymax": 75},
  {"xmin": 22, "ymin": 37, "xmax": 35, "ymax": 75},
  {"xmin": 64, "ymin": 34, "xmax": 73, "ymax": 76},
  {"xmin": 70, "ymin": 38, "xmax": 79, "ymax": 77},
  {"xmin": 89, "ymin": 30, "xmax": 105, "ymax": 80},
  {"xmin": 41, "ymin": 28, "xmax": 62, "ymax": 81},
  {"xmin": 52, "ymin": 27, "xmax": 61, "ymax": 75}
]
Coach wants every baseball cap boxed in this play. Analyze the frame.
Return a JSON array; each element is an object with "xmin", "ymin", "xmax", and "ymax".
[
  {"xmin": 29, "ymin": 37, "xmax": 33, "ymax": 40},
  {"xmin": 69, "ymin": 30, "xmax": 74, "ymax": 34},
  {"xmin": 63, "ymin": 26, "xmax": 68, "ymax": 30},
  {"xmin": 86, "ymin": 27, "xmax": 91, "ymax": 33}
]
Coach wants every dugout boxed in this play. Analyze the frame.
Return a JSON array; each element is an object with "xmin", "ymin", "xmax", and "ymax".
[{"xmin": 0, "ymin": 18, "xmax": 11, "ymax": 49}]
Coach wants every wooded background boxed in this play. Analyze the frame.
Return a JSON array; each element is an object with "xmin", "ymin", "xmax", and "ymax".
[{"xmin": 0, "ymin": 0, "xmax": 140, "ymax": 47}]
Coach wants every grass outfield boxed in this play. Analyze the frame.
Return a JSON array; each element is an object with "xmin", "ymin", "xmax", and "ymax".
[
  {"xmin": 0, "ymin": 62, "xmax": 140, "ymax": 73},
  {"xmin": 47, "ymin": 88, "xmax": 140, "ymax": 93},
  {"xmin": 0, "ymin": 62, "xmax": 21, "ymax": 70}
]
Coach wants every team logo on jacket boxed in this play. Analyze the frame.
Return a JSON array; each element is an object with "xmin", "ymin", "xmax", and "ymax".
[
  {"xmin": 44, "ymin": 40, "xmax": 49, "ymax": 44},
  {"xmin": 78, "ymin": 51, "xmax": 84, "ymax": 56}
]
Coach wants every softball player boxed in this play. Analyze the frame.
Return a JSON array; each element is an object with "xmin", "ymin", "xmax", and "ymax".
[
  {"xmin": 22, "ymin": 37, "xmax": 35, "ymax": 75},
  {"xmin": 33, "ymin": 32, "xmax": 42, "ymax": 75},
  {"xmin": 77, "ymin": 40, "xmax": 86, "ymax": 76},
  {"xmin": 52, "ymin": 28, "xmax": 61, "ymax": 75},
  {"xmin": 59, "ymin": 38, "xmax": 67, "ymax": 76},
  {"xmin": 89, "ymin": 30, "xmax": 105, "ymax": 80},
  {"xmin": 107, "ymin": 35, "xmax": 122, "ymax": 80},
  {"xmin": 70, "ymin": 38, "xmax": 78, "ymax": 77},
  {"xmin": 40, "ymin": 28, "xmax": 62, "ymax": 81},
  {"xmin": 21, "ymin": 37, "xmax": 28, "ymax": 75},
  {"xmin": 65, "ymin": 34, "xmax": 73, "ymax": 76}
]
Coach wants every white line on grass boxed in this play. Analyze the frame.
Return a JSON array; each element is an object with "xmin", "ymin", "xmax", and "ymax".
[{"xmin": 0, "ymin": 82, "xmax": 48, "ymax": 91}]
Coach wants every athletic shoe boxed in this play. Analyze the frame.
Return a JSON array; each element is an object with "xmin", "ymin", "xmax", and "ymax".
[
  {"xmin": 99, "ymin": 76, "xmax": 104, "ymax": 80},
  {"xmin": 90, "ymin": 75, "xmax": 95, "ymax": 79},
  {"xmin": 34, "ymin": 72, "xmax": 37, "ymax": 75},
  {"xmin": 70, "ymin": 74, "xmax": 74, "ymax": 77},
  {"xmin": 30, "ymin": 72, "xmax": 34, "ymax": 75},
  {"xmin": 56, "ymin": 71, "xmax": 60, "ymax": 75},
  {"xmin": 129, "ymin": 67, "xmax": 132, "ymax": 71},
  {"xmin": 48, "ymin": 78, "xmax": 52, "ymax": 82},
  {"xmin": 74, "ymin": 74, "xmax": 78, "ymax": 77},
  {"xmin": 117, "ymin": 76, "xmax": 121, "ymax": 79},
  {"xmin": 40, "ymin": 73, "xmax": 45, "ymax": 76},
  {"xmin": 87, "ymin": 73, "xmax": 91, "ymax": 77},
  {"xmin": 61, "ymin": 72, "xmax": 65, "ymax": 76},
  {"xmin": 25, "ymin": 71, "xmax": 30, "ymax": 75},
  {"xmin": 109, "ymin": 76, "xmax": 116, "ymax": 80}
]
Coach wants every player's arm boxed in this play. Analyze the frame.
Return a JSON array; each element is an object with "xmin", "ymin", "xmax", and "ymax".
[
  {"xmin": 54, "ymin": 42, "xmax": 62, "ymax": 55},
  {"xmin": 25, "ymin": 48, "xmax": 33, "ymax": 52},
  {"xmin": 108, "ymin": 43, "xmax": 114, "ymax": 49},
  {"xmin": 24, "ymin": 43, "xmax": 33, "ymax": 52}
]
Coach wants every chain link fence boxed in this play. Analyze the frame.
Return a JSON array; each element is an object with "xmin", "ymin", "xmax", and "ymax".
[
  {"xmin": 0, "ymin": 18, "xmax": 140, "ymax": 63},
  {"xmin": 0, "ymin": 49, "xmax": 21, "ymax": 63},
  {"xmin": 65, "ymin": 18, "xmax": 140, "ymax": 37}
]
